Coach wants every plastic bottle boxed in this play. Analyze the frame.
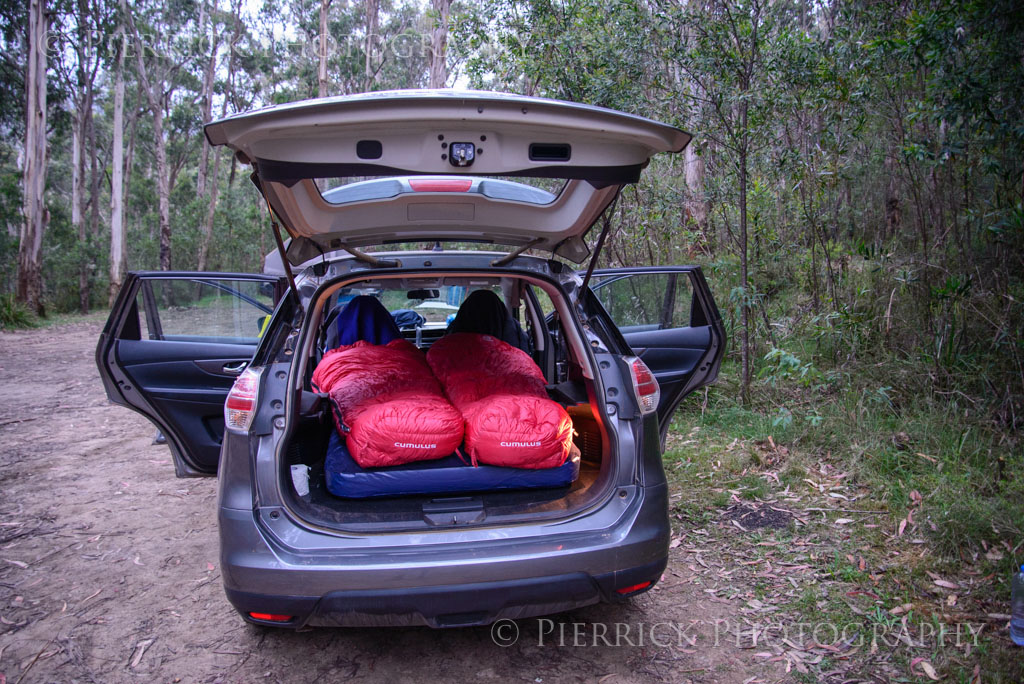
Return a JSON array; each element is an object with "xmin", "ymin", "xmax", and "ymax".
[{"xmin": 1012, "ymin": 564, "xmax": 1024, "ymax": 646}]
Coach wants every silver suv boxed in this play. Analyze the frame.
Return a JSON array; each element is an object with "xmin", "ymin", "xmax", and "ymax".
[{"xmin": 97, "ymin": 91, "xmax": 724, "ymax": 628}]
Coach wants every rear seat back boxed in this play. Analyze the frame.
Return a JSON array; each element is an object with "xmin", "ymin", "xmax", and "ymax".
[
  {"xmin": 324, "ymin": 295, "xmax": 402, "ymax": 350},
  {"xmin": 446, "ymin": 290, "xmax": 529, "ymax": 350}
]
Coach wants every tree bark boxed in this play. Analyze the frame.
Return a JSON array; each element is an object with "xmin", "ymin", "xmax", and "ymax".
[
  {"xmin": 684, "ymin": 142, "xmax": 708, "ymax": 235},
  {"xmin": 738, "ymin": 100, "xmax": 751, "ymax": 404},
  {"xmin": 197, "ymin": 0, "xmax": 219, "ymax": 196},
  {"xmin": 429, "ymin": 0, "xmax": 451, "ymax": 88},
  {"xmin": 364, "ymin": 0, "xmax": 379, "ymax": 91},
  {"xmin": 72, "ymin": 106, "xmax": 85, "ymax": 310},
  {"xmin": 318, "ymin": 0, "xmax": 331, "ymax": 97},
  {"xmin": 198, "ymin": 4, "xmax": 240, "ymax": 272},
  {"xmin": 129, "ymin": 14, "xmax": 175, "ymax": 271},
  {"xmin": 85, "ymin": 85, "xmax": 99, "ymax": 311},
  {"xmin": 153, "ymin": 103, "xmax": 172, "ymax": 271},
  {"xmin": 109, "ymin": 24, "xmax": 127, "ymax": 305},
  {"xmin": 18, "ymin": 0, "xmax": 49, "ymax": 315}
]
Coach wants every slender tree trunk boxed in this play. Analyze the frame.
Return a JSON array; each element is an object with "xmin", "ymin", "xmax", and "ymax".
[
  {"xmin": 364, "ymin": 0, "xmax": 378, "ymax": 91},
  {"xmin": 71, "ymin": 106, "xmax": 86, "ymax": 310},
  {"xmin": 884, "ymin": 151, "xmax": 900, "ymax": 243},
  {"xmin": 197, "ymin": 0, "xmax": 219, "ymax": 196},
  {"xmin": 684, "ymin": 142, "xmax": 707, "ymax": 234},
  {"xmin": 109, "ymin": 25, "xmax": 127, "ymax": 305},
  {"xmin": 124, "ymin": 101, "xmax": 137, "ymax": 192},
  {"xmin": 198, "ymin": 1, "xmax": 240, "ymax": 270},
  {"xmin": 18, "ymin": 0, "xmax": 48, "ymax": 315},
  {"xmin": 85, "ymin": 87, "xmax": 99, "ymax": 311},
  {"xmin": 129, "ymin": 13, "xmax": 177, "ymax": 272},
  {"xmin": 153, "ymin": 103, "xmax": 172, "ymax": 271},
  {"xmin": 429, "ymin": 0, "xmax": 451, "ymax": 88},
  {"xmin": 197, "ymin": 149, "xmax": 222, "ymax": 272},
  {"xmin": 318, "ymin": 0, "xmax": 331, "ymax": 97},
  {"xmin": 738, "ymin": 102, "xmax": 751, "ymax": 404}
]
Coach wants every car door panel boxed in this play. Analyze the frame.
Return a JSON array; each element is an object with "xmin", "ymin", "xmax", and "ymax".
[
  {"xmin": 588, "ymin": 267, "xmax": 724, "ymax": 439},
  {"xmin": 97, "ymin": 272, "xmax": 282, "ymax": 477}
]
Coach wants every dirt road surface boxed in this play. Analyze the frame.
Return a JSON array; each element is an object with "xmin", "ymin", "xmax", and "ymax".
[{"xmin": 1, "ymin": 319, "xmax": 771, "ymax": 683}]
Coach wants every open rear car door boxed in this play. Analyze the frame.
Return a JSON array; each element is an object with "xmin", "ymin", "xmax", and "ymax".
[
  {"xmin": 589, "ymin": 267, "xmax": 725, "ymax": 440},
  {"xmin": 96, "ymin": 272, "xmax": 283, "ymax": 476}
]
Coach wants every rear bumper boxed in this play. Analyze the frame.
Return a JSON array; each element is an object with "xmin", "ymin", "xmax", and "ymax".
[
  {"xmin": 219, "ymin": 483, "xmax": 670, "ymax": 628},
  {"xmin": 229, "ymin": 556, "xmax": 666, "ymax": 628}
]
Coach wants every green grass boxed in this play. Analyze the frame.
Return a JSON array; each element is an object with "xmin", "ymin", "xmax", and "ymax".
[
  {"xmin": 663, "ymin": 322, "xmax": 1023, "ymax": 680},
  {"xmin": 0, "ymin": 293, "xmax": 35, "ymax": 329}
]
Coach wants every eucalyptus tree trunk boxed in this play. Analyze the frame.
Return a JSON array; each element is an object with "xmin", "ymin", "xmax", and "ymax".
[
  {"xmin": 197, "ymin": 2, "xmax": 240, "ymax": 273},
  {"xmin": 18, "ymin": 0, "xmax": 49, "ymax": 314},
  {"xmin": 738, "ymin": 100, "xmax": 751, "ymax": 404},
  {"xmin": 429, "ymin": 0, "xmax": 451, "ymax": 88},
  {"xmin": 197, "ymin": 0, "xmax": 219, "ymax": 196},
  {"xmin": 129, "ymin": 15, "xmax": 175, "ymax": 271},
  {"xmin": 318, "ymin": 0, "xmax": 331, "ymax": 97},
  {"xmin": 684, "ymin": 143, "xmax": 707, "ymax": 234},
  {"xmin": 109, "ymin": 25, "xmax": 127, "ymax": 305},
  {"xmin": 71, "ymin": 107, "xmax": 85, "ymax": 308},
  {"xmin": 364, "ymin": 0, "xmax": 379, "ymax": 91},
  {"xmin": 152, "ymin": 103, "xmax": 172, "ymax": 271},
  {"xmin": 84, "ymin": 88, "xmax": 99, "ymax": 312}
]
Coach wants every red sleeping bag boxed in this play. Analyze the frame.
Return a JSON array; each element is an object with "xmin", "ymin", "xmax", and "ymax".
[
  {"xmin": 426, "ymin": 333, "xmax": 573, "ymax": 469},
  {"xmin": 312, "ymin": 339, "xmax": 464, "ymax": 468}
]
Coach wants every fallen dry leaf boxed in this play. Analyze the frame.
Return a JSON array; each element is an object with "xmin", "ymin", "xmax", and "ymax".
[
  {"xmin": 984, "ymin": 548, "xmax": 1003, "ymax": 562},
  {"xmin": 919, "ymin": 660, "xmax": 941, "ymax": 680},
  {"xmin": 889, "ymin": 603, "xmax": 913, "ymax": 616}
]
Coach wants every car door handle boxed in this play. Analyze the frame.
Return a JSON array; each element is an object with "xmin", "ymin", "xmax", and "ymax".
[{"xmin": 222, "ymin": 361, "xmax": 248, "ymax": 375}]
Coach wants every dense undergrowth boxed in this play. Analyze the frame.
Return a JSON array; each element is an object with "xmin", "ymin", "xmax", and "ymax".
[{"xmin": 664, "ymin": 241, "xmax": 1023, "ymax": 680}]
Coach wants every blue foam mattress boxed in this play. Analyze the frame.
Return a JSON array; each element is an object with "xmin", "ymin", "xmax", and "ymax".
[{"xmin": 324, "ymin": 430, "xmax": 580, "ymax": 499}]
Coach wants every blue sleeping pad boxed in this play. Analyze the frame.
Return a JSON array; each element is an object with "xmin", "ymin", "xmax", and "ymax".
[{"xmin": 324, "ymin": 430, "xmax": 580, "ymax": 499}]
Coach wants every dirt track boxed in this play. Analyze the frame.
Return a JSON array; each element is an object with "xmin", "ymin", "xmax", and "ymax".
[{"xmin": 0, "ymin": 319, "xmax": 770, "ymax": 684}]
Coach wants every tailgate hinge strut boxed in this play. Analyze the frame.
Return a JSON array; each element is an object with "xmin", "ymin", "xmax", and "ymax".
[
  {"xmin": 491, "ymin": 237, "xmax": 544, "ymax": 267},
  {"xmin": 264, "ymin": 194, "xmax": 304, "ymax": 314},
  {"xmin": 580, "ymin": 190, "xmax": 621, "ymax": 292}
]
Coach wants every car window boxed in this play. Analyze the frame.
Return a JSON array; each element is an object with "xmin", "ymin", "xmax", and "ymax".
[
  {"xmin": 137, "ymin": 278, "xmax": 275, "ymax": 343},
  {"xmin": 592, "ymin": 272, "xmax": 692, "ymax": 332},
  {"xmin": 339, "ymin": 285, "xmax": 506, "ymax": 329}
]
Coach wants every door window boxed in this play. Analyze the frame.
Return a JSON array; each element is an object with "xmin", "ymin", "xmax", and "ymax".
[
  {"xmin": 592, "ymin": 272, "xmax": 692, "ymax": 332},
  {"xmin": 137, "ymin": 278, "xmax": 275, "ymax": 344}
]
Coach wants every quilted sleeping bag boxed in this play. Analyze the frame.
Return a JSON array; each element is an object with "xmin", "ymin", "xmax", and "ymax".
[
  {"xmin": 426, "ymin": 333, "xmax": 574, "ymax": 469},
  {"xmin": 312, "ymin": 338, "xmax": 464, "ymax": 468}
]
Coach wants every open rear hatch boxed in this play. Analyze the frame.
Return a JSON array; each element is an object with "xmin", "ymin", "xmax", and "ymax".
[{"xmin": 205, "ymin": 90, "xmax": 690, "ymax": 263}]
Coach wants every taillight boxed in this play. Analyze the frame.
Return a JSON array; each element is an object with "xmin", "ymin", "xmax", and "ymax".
[
  {"xmin": 248, "ymin": 612, "xmax": 292, "ymax": 622},
  {"xmin": 626, "ymin": 356, "xmax": 660, "ymax": 415},
  {"xmin": 616, "ymin": 580, "xmax": 653, "ymax": 595},
  {"xmin": 225, "ymin": 367, "xmax": 262, "ymax": 432}
]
